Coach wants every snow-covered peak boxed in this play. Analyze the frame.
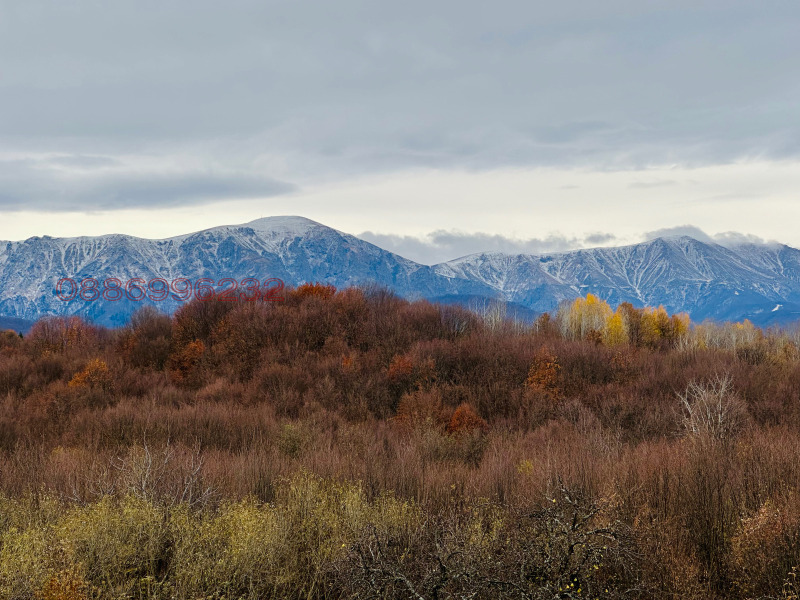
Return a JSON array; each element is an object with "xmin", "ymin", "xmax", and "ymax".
[
  {"xmin": 4, "ymin": 218, "xmax": 800, "ymax": 328},
  {"xmin": 243, "ymin": 215, "xmax": 323, "ymax": 235},
  {"xmin": 649, "ymin": 234, "xmax": 700, "ymax": 244},
  {"xmin": 151, "ymin": 216, "xmax": 326, "ymax": 250},
  {"xmin": 445, "ymin": 251, "xmax": 516, "ymax": 265},
  {"xmin": 173, "ymin": 215, "xmax": 324, "ymax": 242}
]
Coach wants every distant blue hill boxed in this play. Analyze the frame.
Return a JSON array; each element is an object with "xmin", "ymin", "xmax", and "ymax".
[{"xmin": 0, "ymin": 315, "xmax": 34, "ymax": 335}]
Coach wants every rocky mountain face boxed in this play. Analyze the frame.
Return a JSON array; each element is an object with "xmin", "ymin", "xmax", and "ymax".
[
  {"xmin": 1, "ymin": 216, "xmax": 799, "ymax": 327},
  {"xmin": 0, "ymin": 217, "xmax": 495, "ymax": 327},
  {"xmin": 436, "ymin": 236, "xmax": 800, "ymax": 325}
]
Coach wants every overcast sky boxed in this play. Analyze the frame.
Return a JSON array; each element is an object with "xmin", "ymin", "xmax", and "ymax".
[{"xmin": 1, "ymin": 0, "xmax": 799, "ymax": 261}]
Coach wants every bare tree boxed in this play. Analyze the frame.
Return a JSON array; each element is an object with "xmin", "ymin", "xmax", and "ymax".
[{"xmin": 678, "ymin": 374, "xmax": 748, "ymax": 440}]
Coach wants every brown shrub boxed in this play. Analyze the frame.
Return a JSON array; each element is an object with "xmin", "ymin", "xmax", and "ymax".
[
  {"xmin": 729, "ymin": 493, "xmax": 800, "ymax": 598},
  {"xmin": 36, "ymin": 567, "xmax": 88, "ymax": 600},
  {"xmin": 118, "ymin": 306, "xmax": 172, "ymax": 370},
  {"xmin": 395, "ymin": 389, "xmax": 451, "ymax": 433},
  {"xmin": 387, "ymin": 354, "xmax": 414, "ymax": 381},
  {"xmin": 3, "ymin": 287, "xmax": 800, "ymax": 596},
  {"xmin": 26, "ymin": 316, "xmax": 100, "ymax": 356},
  {"xmin": 0, "ymin": 329, "xmax": 22, "ymax": 352},
  {"xmin": 171, "ymin": 299, "xmax": 235, "ymax": 348}
]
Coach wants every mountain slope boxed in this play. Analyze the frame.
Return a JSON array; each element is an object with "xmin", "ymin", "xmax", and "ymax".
[
  {"xmin": 2, "ymin": 218, "xmax": 800, "ymax": 327},
  {"xmin": 433, "ymin": 236, "xmax": 800, "ymax": 325},
  {"xmin": 0, "ymin": 216, "xmax": 495, "ymax": 326},
  {"xmin": 0, "ymin": 316, "xmax": 33, "ymax": 335}
]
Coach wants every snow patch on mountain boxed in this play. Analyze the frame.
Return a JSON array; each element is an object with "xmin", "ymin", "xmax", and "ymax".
[{"xmin": 3, "ymin": 217, "xmax": 800, "ymax": 327}]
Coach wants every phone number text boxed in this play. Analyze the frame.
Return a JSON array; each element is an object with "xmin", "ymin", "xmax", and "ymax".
[{"xmin": 55, "ymin": 277, "xmax": 285, "ymax": 302}]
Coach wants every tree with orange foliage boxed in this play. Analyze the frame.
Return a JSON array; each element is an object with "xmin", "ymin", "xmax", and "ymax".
[
  {"xmin": 525, "ymin": 348, "xmax": 562, "ymax": 401},
  {"xmin": 168, "ymin": 339, "xmax": 206, "ymax": 386},
  {"xmin": 292, "ymin": 282, "xmax": 336, "ymax": 301},
  {"xmin": 68, "ymin": 358, "xmax": 113, "ymax": 391},
  {"xmin": 386, "ymin": 353, "xmax": 436, "ymax": 404},
  {"xmin": 447, "ymin": 403, "xmax": 489, "ymax": 435}
]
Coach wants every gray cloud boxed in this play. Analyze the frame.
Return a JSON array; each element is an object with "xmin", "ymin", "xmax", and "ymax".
[
  {"xmin": 584, "ymin": 233, "xmax": 617, "ymax": 245},
  {"xmin": 712, "ymin": 231, "xmax": 772, "ymax": 246},
  {"xmin": 0, "ymin": 0, "xmax": 799, "ymax": 212},
  {"xmin": 363, "ymin": 224, "xmax": 785, "ymax": 264},
  {"xmin": 46, "ymin": 155, "xmax": 121, "ymax": 169},
  {"xmin": 0, "ymin": 157, "xmax": 294, "ymax": 210},
  {"xmin": 358, "ymin": 230, "xmax": 621, "ymax": 264}
]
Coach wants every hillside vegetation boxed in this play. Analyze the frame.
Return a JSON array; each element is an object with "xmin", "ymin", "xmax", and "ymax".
[{"xmin": 2, "ymin": 286, "xmax": 800, "ymax": 599}]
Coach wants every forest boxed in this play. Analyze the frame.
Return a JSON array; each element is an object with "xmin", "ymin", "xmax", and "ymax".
[{"xmin": 2, "ymin": 284, "xmax": 800, "ymax": 599}]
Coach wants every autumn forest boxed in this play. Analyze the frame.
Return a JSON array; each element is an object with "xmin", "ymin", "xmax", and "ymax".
[{"xmin": 2, "ymin": 285, "xmax": 800, "ymax": 599}]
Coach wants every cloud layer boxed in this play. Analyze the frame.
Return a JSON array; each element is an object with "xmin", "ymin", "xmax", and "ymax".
[
  {"xmin": 1, "ymin": 0, "xmax": 799, "ymax": 212},
  {"xmin": 358, "ymin": 230, "xmax": 621, "ymax": 264},
  {"xmin": 360, "ymin": 225, "xmax": 780, "ymax": 264},
  {"xmin": 0, "ymin": 155, "xmax": 294, "ymax": 210}
]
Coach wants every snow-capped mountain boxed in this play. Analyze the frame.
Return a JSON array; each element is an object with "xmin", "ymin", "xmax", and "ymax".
[
  {"xmin": 1, "ymin": 217, "xmax": 800, "ymax": 327},
  {"xmin": 434, "ymin": 236, "xmax": 800, "ymax": 325},
  {"xmin": 0, "ymin": 216, "xmax": 495, "ymax": 326}
]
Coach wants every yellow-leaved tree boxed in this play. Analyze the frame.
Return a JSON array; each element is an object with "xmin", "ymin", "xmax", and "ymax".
[
  {"xmin": 558, "ymin": 293, "xmax": 613, "ymax": 341},
  {"xmin": 603, "ymin": 310, "xmax": 628, "ymax": 346}
]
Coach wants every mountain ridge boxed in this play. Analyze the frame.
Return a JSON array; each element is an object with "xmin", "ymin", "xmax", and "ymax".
[{"xmin": 2, "ymin": 216, "xmax": 800, "ymax": 327}]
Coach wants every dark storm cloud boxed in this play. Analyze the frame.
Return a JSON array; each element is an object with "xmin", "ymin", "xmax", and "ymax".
[
  {"xmin": 358, "ymin": 230, "xmax": 620, "ymax": 264},
  {"xmin": 1, "ymin": 0, "xmax": 799, "ymax": 209}
]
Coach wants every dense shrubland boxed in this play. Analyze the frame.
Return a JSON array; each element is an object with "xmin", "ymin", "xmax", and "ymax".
[{"xmin": 2, "ymin": 286, "xmax": 800, "ymax": 598}]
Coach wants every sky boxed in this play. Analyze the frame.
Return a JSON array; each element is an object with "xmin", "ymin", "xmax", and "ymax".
[{"xmin": 1, "ymin": 0, "xmax": 799, "ymax": 263}]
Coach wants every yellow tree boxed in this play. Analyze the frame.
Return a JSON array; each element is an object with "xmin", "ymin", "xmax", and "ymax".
[
  {"xmin": 641, "ymin": 306, "xmax": 670, "ymax": 347},
  {"xmin": 558, "ymin": 293, "xmax": 613, "ymax": 341},
  {"xmin": 603, "ymin": 310, "xmax": 628, "ymax": 346},
  {"xmin": 669, "ymin": 312, "xmax": 691, "ymax": 341}
]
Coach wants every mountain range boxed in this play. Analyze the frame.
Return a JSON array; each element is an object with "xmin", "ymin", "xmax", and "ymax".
[{"xmin": 1, "ymin": 215, "xmax": 799, "ymax": 329}]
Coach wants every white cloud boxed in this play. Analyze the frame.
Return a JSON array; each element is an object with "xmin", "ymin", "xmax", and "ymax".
[
  {"xmin": 357, "ymin": 230, "xmax": 619, "ymax": 264},
  {"xmin": 2, "ymin": 161, "xmax": 800, "ymax": 253},
  {"xmin": 643, "ymin": 225, "xmax": 713, "ymax": 243}
]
